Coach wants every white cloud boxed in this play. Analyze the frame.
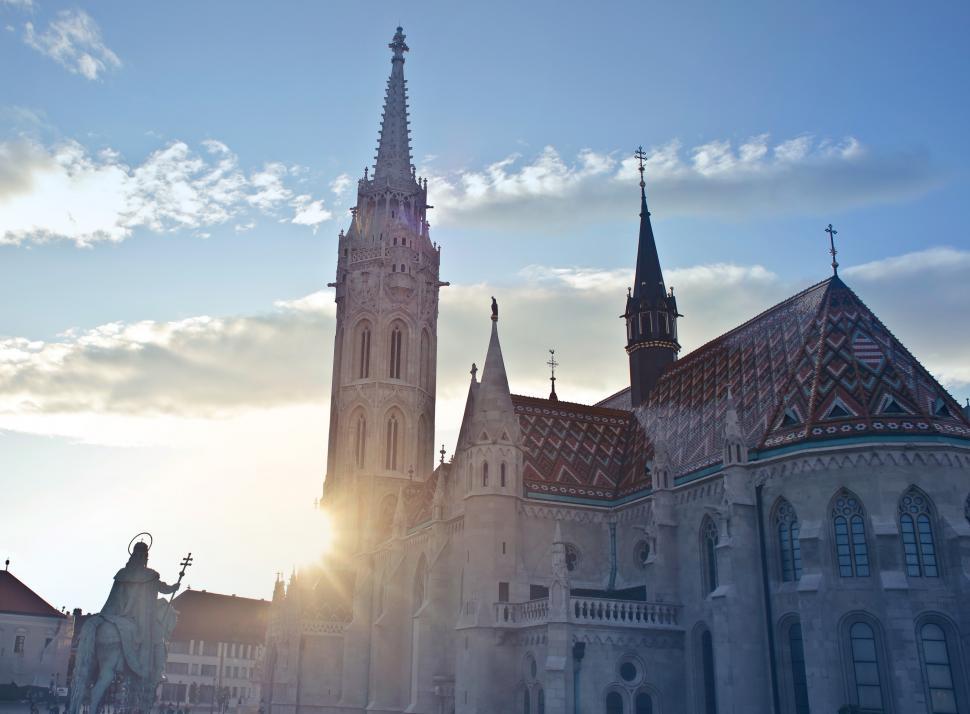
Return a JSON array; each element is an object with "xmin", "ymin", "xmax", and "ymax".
[
  {"xmin": 329, "ymin": 173, "xmax": 352, "ymax": 197},
  {"xmin": 0, "ymin": 139, "xmax": 333, "ymax": 246},
  {"xmin": 24, "ymin": 9, "xmax": 120, "ymax": 80},
  {"xmin": 291, "ymin": 194, "xmax": 333, "ymax": 230},
  {"xmin": 1, "ymin": 0, "xmax": 34, "ymax": 9},
  {"xmin": 427, "ymin": 136, "xmax": 939, "ymax": 230},
  {"xmin": 1, "ymin": 251, "xmax": 967, "ymax": 447}
]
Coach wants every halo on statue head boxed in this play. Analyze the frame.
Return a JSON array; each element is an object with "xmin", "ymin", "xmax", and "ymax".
[{"xmin": 128, "ymin": 532, "xmax": 153, "ymax": 555}]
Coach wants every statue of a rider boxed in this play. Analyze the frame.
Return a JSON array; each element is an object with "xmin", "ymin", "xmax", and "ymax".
[{"xmin": 70, "ymin": 537, "xmax": 186, "ymax": 714}]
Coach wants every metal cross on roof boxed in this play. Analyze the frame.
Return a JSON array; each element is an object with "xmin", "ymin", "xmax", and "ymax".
[
  {"xmin": 547, "ymin": 349, "xmax": 559, "ymax": 401},
  {"xmin": 825, "ymin": 223, "xmax": 839, "ymax": 276},
  {"xmin": 634, "ymin": 145, "xmax": 648, "ymax": 188}
]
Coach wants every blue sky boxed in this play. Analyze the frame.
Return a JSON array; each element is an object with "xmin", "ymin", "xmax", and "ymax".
[{"xmin": 2, "ymin": 0, "xmax": 969, "ymax": 610}]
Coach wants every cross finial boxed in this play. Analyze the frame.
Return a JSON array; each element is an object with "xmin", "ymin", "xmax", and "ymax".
[
  {"xmin": 547, "ymin": 349, "xmax": 559, "ymax": 401},
  {"xmin": 825, "ymin": 223, "xmax": 839, "ymax": 276},
  {"xmin": 634, "ymin": 145, "xmax": 648, "ymax": 189},
  {"xmin": 439, "ymin": 444, "xmax": 446, "ymax": 465}
]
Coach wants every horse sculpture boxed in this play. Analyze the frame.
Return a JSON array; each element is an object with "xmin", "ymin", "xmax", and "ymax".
[{"xmin": 69, "ymin": 538, "xmax": 185, "ymax": 714}]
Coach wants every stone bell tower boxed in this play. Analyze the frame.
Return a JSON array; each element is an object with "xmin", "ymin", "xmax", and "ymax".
[{"xmin": 323, "ymin": 27, "xmax": 444, "ymax": 509}]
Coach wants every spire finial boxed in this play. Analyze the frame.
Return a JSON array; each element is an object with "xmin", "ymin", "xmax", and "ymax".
[
  {"xmin": 389, "ymin": 26, "xmax": 408, "ymax": 62},
  {"xmin": 547, "ymin": 349, "xmax": 559, "ymax": 402},
  {"xmin": 635, "ymin": 145, "xmax": 648, "ymax": 189},
  {"xmin": 439, "ymin": 444, "xmax": 446, "ymax": 465},
  {"xmin": 825, "ymin": 223, "xmax": 839, "ymax": 276},
  {"xmin": 490, "ymin": 296, "xmax": 498, "ymax": 322},
  {"xmin": 470, "ymin": 362, "xmax": 478, "ymax": 380}
]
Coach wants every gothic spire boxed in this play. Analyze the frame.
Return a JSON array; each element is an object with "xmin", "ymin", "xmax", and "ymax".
[
  {"xmin": 373, "ymin": 27, "xmax": 414, "ymax": 186},
  {"xmin": 624, "ymin": 146, "xmax": 681, "ymax": 407},
  {"xmin": 469, "ymin": 300, "xmax": 519, "ymax": 444},
  {"xmin": 632, "ymin": 146, "xmax": 665, "ymax": 301}
]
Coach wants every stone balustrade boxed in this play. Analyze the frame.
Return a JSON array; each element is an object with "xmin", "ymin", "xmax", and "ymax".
[{"xmin": 494, "ymin": 596, "xmax": 680, "ymax": 629}]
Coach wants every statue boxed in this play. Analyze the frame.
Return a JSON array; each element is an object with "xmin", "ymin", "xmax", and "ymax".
[
  {"xmin": 490, "ymin": 296, "xmax": 498, "ymax": 320},
  {"xmin": 69, "ymin": 536, "xmax": 191, "ymax": 714}
]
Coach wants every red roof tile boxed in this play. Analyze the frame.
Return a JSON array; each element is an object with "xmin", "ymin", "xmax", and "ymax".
[{"xmin": 0, "ymin": 570, "xmax": 64, "ymax": 619}]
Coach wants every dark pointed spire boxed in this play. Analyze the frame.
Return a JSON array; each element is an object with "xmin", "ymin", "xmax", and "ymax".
[
  {"xmin": 623, "ymin": 146, "xmax": 681, "ymax": 407},
  {"xmin": 373, "ymin": 27, "xmax": 414, "ymax": 185}
]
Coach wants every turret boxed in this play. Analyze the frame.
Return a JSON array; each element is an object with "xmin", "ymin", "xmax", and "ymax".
[{"xmin": 623, "ymin": 146, "xmax": 681, "ymax": 407}]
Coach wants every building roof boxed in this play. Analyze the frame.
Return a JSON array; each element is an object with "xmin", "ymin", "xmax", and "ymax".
[
  {"xmin": 508, "ymin": 276, "xmax": 970, "ymax": 502},
  {"xmin": 513, "ymin": 394, "xmax": 644, "ymax": 502},
  {"xmin": 170, "ymin": 590, "xmax": 269, "ymax": 643},
  {"xmin": 638, "ymin": 276, "xmax": 970, "ymax": 480},
  {"xmin": 0, "ymin": 569, "xmax": 64, "ymax": 619}
]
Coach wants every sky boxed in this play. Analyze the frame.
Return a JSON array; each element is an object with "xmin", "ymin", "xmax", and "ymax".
[{"xmin": 2, "ymin": 0, "xmax": 969, "ymax": 611}]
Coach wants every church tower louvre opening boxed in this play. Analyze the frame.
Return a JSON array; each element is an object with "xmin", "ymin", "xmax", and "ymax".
[{"xmin": 322, "ymin": 27, "xmax": 444, "ymax": 524}]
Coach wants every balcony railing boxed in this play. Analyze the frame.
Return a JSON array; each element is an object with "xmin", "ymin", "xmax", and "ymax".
[{"xmin": 494, "ymin": 596, "xmax": 680, "ymax": 629}]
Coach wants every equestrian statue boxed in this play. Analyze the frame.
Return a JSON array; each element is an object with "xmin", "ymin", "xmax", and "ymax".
[{"xmin": 69, "ymin": 535, "xmax": 192, "ymax": 714}]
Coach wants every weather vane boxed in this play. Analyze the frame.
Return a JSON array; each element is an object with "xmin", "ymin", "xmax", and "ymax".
[
  {"xmin": 825, "ymin": 223, "xmax": 839, "ymax": 276},
  {"xmin": 547, "ymin": 349, "xmax": 559, "ymax": 401}
]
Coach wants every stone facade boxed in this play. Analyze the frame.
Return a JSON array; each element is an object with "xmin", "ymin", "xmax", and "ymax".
[{"xmin": 264, "ymin": 27, "xmax": 970, "ymax": 714}]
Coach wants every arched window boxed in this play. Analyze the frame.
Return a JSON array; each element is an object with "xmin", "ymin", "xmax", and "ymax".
[
  {"xmin": 606, "ymin": 691, "xmax": 624, "ymax": 714},
  {"xmin": 482, "ymin": 462, "xmax": 489, "ymax": 487},
  {"xmin": 775, "ymin": 499, "xmax": 802, "ymax": 582},
  {"xmin": 832, "ymin": 491, "xmax": 870, "ymax": 577},
  {"xmin": 389, "ymin": 325, "xmax": 404, "ymax": 379},
  {"xmin": 501, "ymin": 462, "xmax": 507, "ymax": 487},
  {"xmin": 354, "ymin": 414, "xmax": 366, "ymax": 469},
  {"xmin": 385, "ymin": 415, "xmax": 400, "ymax": 471},
  {"xmin": 635, "ymin": 692, "xmax": 653, "ymax": 714},
  {"xmin": 701, "ymin": 629, "xmax": 717, "ymax": 714},
  {"xmin": 357, "ymin": 324, "xmax": 371, "ymax": 379},
  {"xmin": 918, "ymin": 622, "xmax": 958, "ymax": 714},
  {"xmin": 536, "ymin": 688, "xmax": 545, "ymax": 714},
  {"xmin": 899, "ymin": 488, "xmax": 939, "ymax": 577},
  {"xmin": 848, "ymin": 621, "xmax": 884, "ymax": 711},
  {"xmin": 522, "ymin": 688, "xmax": 531, "ymax": 714},
  {"xmin": 702, "ymin": 517, "xmax": 719, "ymax": 594},
  {"xmin": 786, "ymin": 621, "xmax": 810, "ymax": 714}
]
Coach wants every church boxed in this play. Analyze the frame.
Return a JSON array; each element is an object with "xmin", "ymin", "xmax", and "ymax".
[{"xmin": 263, "ymin": 27, "xmax": 970, "ymax": 714}]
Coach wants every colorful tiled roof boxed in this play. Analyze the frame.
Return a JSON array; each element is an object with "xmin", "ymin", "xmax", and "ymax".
[
  {"xmin": 637, "ymin": 276, "xmax": 970, "ymax": 479},
  {"xmin": 0, "ymin": 569, "xmax": 64, "ymax": 619},
  {"xmin": 513, "ymin": 395, "xmax": 643, "ymax": 502}
]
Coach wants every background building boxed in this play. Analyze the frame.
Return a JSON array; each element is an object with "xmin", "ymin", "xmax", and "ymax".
[
  {"xmin": 0, "ymin": 563, "xmax": 72, "ymax": 692},
  {"xmin": 161, "ymin": 589, "xmax": 269, "ymax": 714}
]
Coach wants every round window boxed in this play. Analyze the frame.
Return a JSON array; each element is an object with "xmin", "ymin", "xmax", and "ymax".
[
  {"xmin": 635, "ymin": 540, "xmax": 651, "ymax": 566},
  {"xmin": 619, "ymin": 661, "xmax": 637, "ymax": 682}
]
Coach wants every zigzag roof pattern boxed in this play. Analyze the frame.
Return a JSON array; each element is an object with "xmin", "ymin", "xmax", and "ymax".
[{"xmin": 637, "ymin": 276, "xmax": 970, "ymax": 479}]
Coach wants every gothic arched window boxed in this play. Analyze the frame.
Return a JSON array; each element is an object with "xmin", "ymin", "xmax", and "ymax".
[
  {"xmin": 501, "ymin": 462, "xmax": 507, "ymax": 487},
  {"xmin": 786, "ymin": 621, "xmax": 810, "ymax": 714},
  {"xmin": 847, "ymin": 621, "xmax": 885, "ymax": 711},
  {"xmin": 702, "ymin": 516, "xmax": 719, "ymax": 594},
  {"xmin": 389, "ymin": 325, "xmax": 404, "ymax": 379},
  {"xmin": 413, "ymin": 556, "xmax": 428, "ymax": 615},
  {"xmin": 606, "ymin": 692, "xmax": 623, "ymax": 714},
  {"xmin": 357, "ymin": 323, "xmax": 371, "ymax": 379},
  {"xmin": 354, "ymin": 414, "xmax": 366, "ymax": 469},
  {"xmin": 482, "ymin": 461, "xmax": 489, "ymax": 487},
  {"xmin": 701, "ymin": 628, "xmax": 717, "ymax": 714},
  {"xmin": 536, "ymin": 688, "xmax": 545, "ymax": 714},
  {"xmin": 899, "ymin": 487, "xmax": 939, "ymax": 577},
  {"xmin": 918, "ymin": 622, "xmax": 958, "ymax": 713},
  {"xmin": 522, "ymin": 688, "xmax": 531, "ymax": 714},
  {"xmin": 775, "ymin": 499, "xmax": 802, "ymax": 582},
  {"xmin": 832, "ymin": 491, "xmax": 870, "ymax": 577},
  {"xmin": 635, "ymin": 692, "xmax": 653, "ymax": 714},
  {"xmin": 385, "ymin": 415, "xmax": 400, "ymax": 471}
]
